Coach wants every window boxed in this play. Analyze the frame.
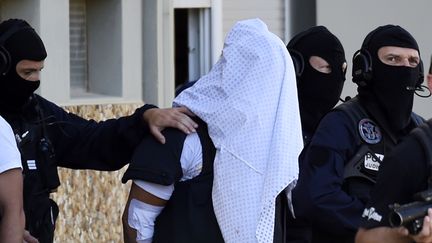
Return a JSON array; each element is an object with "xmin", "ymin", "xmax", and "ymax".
[
  {"xmin": 70, "ymin": 0, "xmax": 88, "ymax": 96},
  {"xmin": 69, "ymin": 0, "xmax": 122, "ymax": 99},
  {"xmin": 174, "ymin": 8, "xmax": 211, "ymax": 90}
]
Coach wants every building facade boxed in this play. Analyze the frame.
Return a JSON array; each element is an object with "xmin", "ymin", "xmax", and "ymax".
[
  {"xmin": 0, "ymin": 0, "xmax": 293, "ymax": 108},
  {"xmin": 1, "ymin": 0, "xmax": 431, "ymax": 241},
  {"xmin": 0, "ymin": 0, "xmax": 293, "ymax": 241}
]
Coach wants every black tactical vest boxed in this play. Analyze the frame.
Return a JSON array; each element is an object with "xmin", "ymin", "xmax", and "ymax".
[
  {"xmin": 152, "ymin": 119, "xmax": 224, "ymax": 243},
  {"xmin": 337, "ymin": 97, "xmax": 423, "ymax": 203},
  {"xmin": 1, "ymin": 96, "xmax": 60, "ymax": 243}
]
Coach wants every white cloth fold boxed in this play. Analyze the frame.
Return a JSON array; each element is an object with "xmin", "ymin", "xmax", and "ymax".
[{"xmin": 174, "ymin": 18, "xmax": 303, "ymax": 243}]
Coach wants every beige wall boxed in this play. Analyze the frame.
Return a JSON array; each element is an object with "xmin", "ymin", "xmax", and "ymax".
[
  {"xmin": 39, "ymin": 0, "xmax": 70, "ymax": 104},
  {"xmin": 317, "ymin": 0, "xmax": 432, "ymax": 119},
  {"xmin": 222, "ymin": 0, "xmax": 286, "ymax": 40}
]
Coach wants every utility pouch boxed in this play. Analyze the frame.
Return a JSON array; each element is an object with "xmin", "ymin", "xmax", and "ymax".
[{"xmin": 38, "ymin": 138, "xmax": 60, "ymax": 191}]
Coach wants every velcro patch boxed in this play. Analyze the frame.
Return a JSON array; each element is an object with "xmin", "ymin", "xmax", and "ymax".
[
  {"xmin": 363, "ymin": 153, "xmax": 384, "ymax": 171},
  {"xmin": 358, "ymin": 119, "xmax": 382, "ymax": 144}
]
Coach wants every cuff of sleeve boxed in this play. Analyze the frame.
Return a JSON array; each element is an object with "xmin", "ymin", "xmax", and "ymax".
[{"xmin": 134, "ymin": 104, "xmax": 159, "ymax": 131}]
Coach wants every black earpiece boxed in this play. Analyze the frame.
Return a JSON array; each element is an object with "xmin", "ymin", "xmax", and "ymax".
[
  {"xmin": 0, "ymin": 45, "xmax": 11, "ymax": 75},
  {"xmin": 0, "ymin": 23, "xmax": 31, "ymax": 75},
  {"xmin": 352, "ymin": 48, "xmax": 373, "ymax": 87},
  {"xmin": 352, "ymin": 26, "xmax": 423, "ymax": 88},
  {"xmin": 286, "ymin": 27, "xmax": 326, "ymax": 78},
  {"xmin": 351, "ymin": 28, "xmax": 378, "ymax": 87},
  {"xmin": 287, "ymin": 49, "xmax": 305, "ymax": 77}
]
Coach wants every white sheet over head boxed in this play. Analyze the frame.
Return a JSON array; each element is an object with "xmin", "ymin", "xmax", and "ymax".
[{"xmin": 174, "ymin": 18, "xmax": 303, "ymax": 243}]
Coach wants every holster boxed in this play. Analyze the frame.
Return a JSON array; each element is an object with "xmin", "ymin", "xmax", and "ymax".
[{"xmin": 26, "ymin": 196, "xmax": 59, "ymax": 243}]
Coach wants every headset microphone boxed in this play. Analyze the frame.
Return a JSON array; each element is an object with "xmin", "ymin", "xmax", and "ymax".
[
  {"xmin": 339, "ymin": 96, "xmax": 352, "ymax": 103},
  {"xmin": 412, "ymin": 84, "xmax": 432, "ymax": 98}
]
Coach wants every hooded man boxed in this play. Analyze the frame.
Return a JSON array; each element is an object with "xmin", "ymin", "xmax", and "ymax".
[
  {"xmin": 292, "ymin": 24, "xmax": 425, "ymax": 243},
  {"xmin": 0, "ymin": 18, "xmax": 196, "ymax": 242},
  {"xmin": 121, "ymin": 18, "xmax": 303, "ymax": 243}
]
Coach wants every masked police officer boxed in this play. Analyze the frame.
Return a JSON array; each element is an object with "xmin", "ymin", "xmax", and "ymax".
[
  {"xmin": 287, "ymin": 25, "xmax": 347, "ymax": 144},
  {"xmin": 292, "ymin": 24, "xmax": 425, "ymax": 243},
  {"xmin": 0, "ymin": 18, "xmax": 196, "ymax": 243},
  {"xmin": 281, "ymin": 25, "xmax": 347, "ymax": 242}
]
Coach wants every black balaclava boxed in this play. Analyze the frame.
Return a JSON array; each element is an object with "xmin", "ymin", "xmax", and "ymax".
[
  {"xmin": 0, "ymin": 19, "xmax": 47, "ymax": 112},
  {"xmin": 287, "ymin": 26, "xmax": 346, "ymax": 134},
  {"xmin": 356, "ymin": 25, "xmax": 420, "ymax": 133}
]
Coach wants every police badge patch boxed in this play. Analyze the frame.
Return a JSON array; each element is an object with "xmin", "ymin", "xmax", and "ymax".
[{"xmin": 358, "ymin": 118, "xmax": 382, "ymax": 144}]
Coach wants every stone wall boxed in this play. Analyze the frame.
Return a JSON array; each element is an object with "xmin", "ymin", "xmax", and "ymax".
[{"xmin": 52, "ymin": 103, "xmax": 143, "ymax": 242}]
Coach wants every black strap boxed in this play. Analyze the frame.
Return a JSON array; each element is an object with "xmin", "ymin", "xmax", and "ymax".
[
  {"xmin": 33, "ymin": 95, "xmax": 60, "ymax": 191},
  {"xmin": 194, "ymin": 118, "xmax": 216, "ymax": 175},
  {"xmin": 334, "ymin": 97, "xmax": 368, "ymax": 136},
  {"xmin": 336, "ymin": 97, "xmax": 384, "ymax": 183}
]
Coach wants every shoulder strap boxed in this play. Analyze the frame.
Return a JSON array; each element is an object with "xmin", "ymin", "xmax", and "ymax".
[
  {"xmin": 334, "ymin": 97, "xmax": 368, "ymax": 130},
  {"xmin": 194, "ymin": 118, "xmax": 216, "ymax": 175},
  {"xmin": 32, "ymin": 95, "xmax": 60, "ymax": 191},
  {"xmin": 338, "ymin": 97, "xmax": 383, "ymax": 183}
]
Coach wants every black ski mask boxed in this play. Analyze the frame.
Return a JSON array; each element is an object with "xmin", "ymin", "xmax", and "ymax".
[
  {"xmin": 287, "ymin": 26, "xmax": 346, "ymax": 133},
  {"xmin": 356, "ymin": 25, "xmax": 420, "ymax": 132},
  {"xmin": 0, "ymin": 19, "xmax": 47, "ymax": 112}
]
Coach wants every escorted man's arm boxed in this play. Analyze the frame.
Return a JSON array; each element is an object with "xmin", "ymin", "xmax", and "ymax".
[{"xmin": 122, "ymin": 182, "xmax": 168, "ymax": 243}]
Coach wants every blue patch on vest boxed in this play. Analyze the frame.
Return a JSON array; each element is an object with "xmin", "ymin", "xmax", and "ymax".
[{"xmin": 358, "ymin": 119, "xmax": 382, "ymax": 144}]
